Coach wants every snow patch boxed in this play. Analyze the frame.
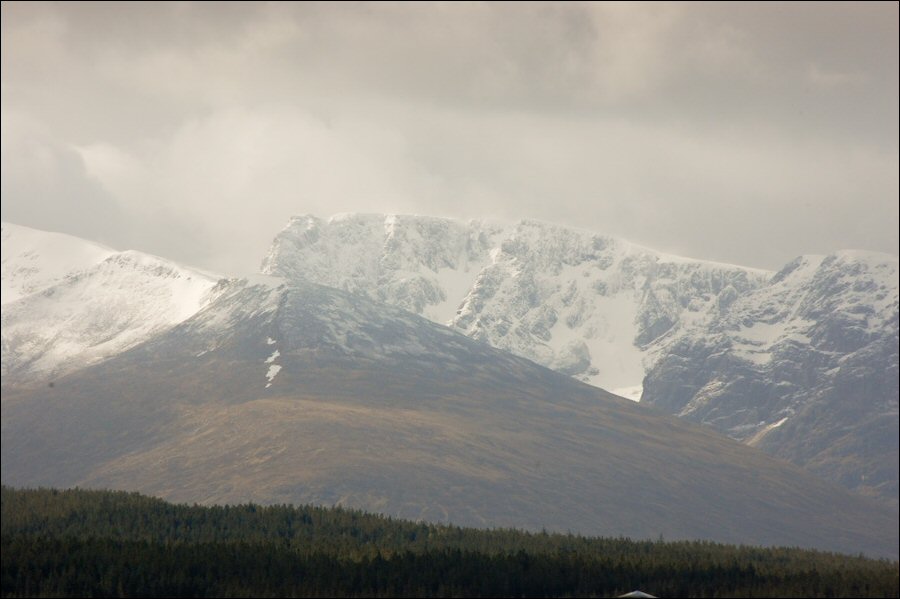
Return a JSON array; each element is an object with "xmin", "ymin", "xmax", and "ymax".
[
  {"xmin": 746, "ymin": 417, "xmax": 790, "ymax": 446},
  {"xmin": 425, "ymin": 263, "xmax": 488, "ymax": 324},
  {"xmin": 611, "ymin": 385, "xmax": 643, "ymax": 402},
  {"xmin": 265, "ymin": 364, "xmax": 282, "ymax": 388}
]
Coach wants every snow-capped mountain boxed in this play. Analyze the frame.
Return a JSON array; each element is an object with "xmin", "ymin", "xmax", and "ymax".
[
  {"xmin": 261, "ymin": 214, "xmax": 899, "ymax": 503},
  {"xmin": 1, "ymin": 222, "xmax": 219, "ymax": 384},
  {"xmin": 641, "ymin": 250, "xmax": 899, "ymax": 502},
  {"xmin": 3, "ymin": 276, "xmax": 897, "ymax": 558},
  {"xmin": 1, "ymin": 222, "xmax": 115, "ymax": 304},
  {"xmin": 262, "ymin": 214, "xmax": 770, "ymax": 396},
  {"xmin": 4, "ymin": 217, "xmax": 896, "ymax": 508}
]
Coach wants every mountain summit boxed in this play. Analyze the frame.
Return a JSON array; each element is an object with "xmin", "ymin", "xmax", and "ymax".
[
  {"xmin": 1, "ymin": 222, "xmax": 219, "ymax": 385},
  {"xmin": 262, "ymin": 214, "xmax": 770, "ymax": 394}
]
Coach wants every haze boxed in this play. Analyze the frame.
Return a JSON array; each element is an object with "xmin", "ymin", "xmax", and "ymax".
[{"xmin": 2, "ymin": 1, "xmax": 897, "ymax": 275}]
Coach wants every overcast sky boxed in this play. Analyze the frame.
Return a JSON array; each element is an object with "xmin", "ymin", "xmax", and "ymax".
[{"xmin": 2, "ymin": 1, "xmax": 897, "ymax": 275}]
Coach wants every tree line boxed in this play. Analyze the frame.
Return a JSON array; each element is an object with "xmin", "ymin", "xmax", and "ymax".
[{"xmin": 2, "ymin": 486, "xmax": 897, "ymax": 597}]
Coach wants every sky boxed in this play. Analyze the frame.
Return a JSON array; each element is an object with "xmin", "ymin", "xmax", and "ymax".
[{"xmin": 2, "ymin": 1, "xmax": 898, "ymax": 275}]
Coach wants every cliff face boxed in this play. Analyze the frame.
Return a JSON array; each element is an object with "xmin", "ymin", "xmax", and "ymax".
[
  {"xmin": 641, "ymin": 252, "xmax": 899, "ymax": 503},
  {"xmin": 262, "ymin": 214, "xmax": 770, "ymax": 392}
]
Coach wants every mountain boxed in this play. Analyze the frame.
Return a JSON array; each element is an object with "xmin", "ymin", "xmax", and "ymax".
[
  {"xmin": 2, "ymin": 276, "xmax": 897, "ymax": 558},
  {"xmin": 1, "ymin": 221, "xmax": 115, "ymax": 304},
  {"xmin": 261, "ymin": 214, "xmax": 899, "ymax": 503},
  {"xmin": 261, "ymin": 214, "xmax": 771, "ymax": 395},
  {"xmin": 1, "ymin": 222, "xmax": 219, "ymax": 385},
  {"xmin": 641, "ymin": 251, "xmax": 899, "ymax": 504}
]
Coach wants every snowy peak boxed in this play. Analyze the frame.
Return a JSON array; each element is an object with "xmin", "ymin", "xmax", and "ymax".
[
  {"xmin": 717, "ymin": 250, "xmax": 898, "ymax": 363},
  {"xmin": 262, "ymin": 213, "xmax": 506, "ymax": 322},
  {"xmin": 1, "ymin": 222, "xmax": 115, "ymax": 304},
  {"xmin": 800, "ymin": 252, "xmax": 899, "ymax": 340},
  {"xmin": 1, "ymin": 223, "xmax": 219, "ymax": 385},
  {"xmin": 262, "ymin": 213, "xmax": 770, "ymax": 391}
]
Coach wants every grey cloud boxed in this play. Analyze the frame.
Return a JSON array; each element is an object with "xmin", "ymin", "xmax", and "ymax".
[
  {"xmin": 1, "ymin": 1, "xmax": 896, "ymax": 274},
  {"xmin": 0, "ymin": 113, "xmax": 218, "ymax": 269},
  {"xmin": 0, "ymin": 114, "xmax": 130, "ymax": 247}
]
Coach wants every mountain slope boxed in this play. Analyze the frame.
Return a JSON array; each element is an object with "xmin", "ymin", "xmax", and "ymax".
[
  {"xmin": 1, "ymin": 221, "xmax": 115, "ymax": 304},
  {"xmin": 3, "ymin": 276, "xmax": 897, "ymax": 558},
  {"xmin": 641, "ymin": 251, "xmax": 899, "ymax": 503},
  {"xmin": 1, "ymin": 223, "xmax": 219, "ymax": 385}
]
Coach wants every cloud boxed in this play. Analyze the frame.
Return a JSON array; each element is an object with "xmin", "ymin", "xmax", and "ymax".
[
  {"xmin": 2, "ymin": 2, "xmax": 897, "ymax": 273},
  {"xmin": 58, "ymin": 98, "xmax": 896, "ymax": 274},
  {"xmin": 805, "ymin": 64, "xmax": 864, "ymax": 89},
  {"xmin": 74, "ymin": 107, "xmax": 429, "ymax": 273},
  {"xmin": 0, "ymin": 113, "xmax": 130, "ymax": 246}
]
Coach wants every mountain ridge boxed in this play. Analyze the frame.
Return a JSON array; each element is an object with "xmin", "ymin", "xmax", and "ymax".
[
  {"xmin": 3, "ymin": 218, "xmax": 897, "ymax": 508},
  {"xmin": 1, "ymin": 222, "xmax": 220, "ymax": 385},
  {"xmin": 262, "ymin": 213, "xmax": 773, "ymax": 392}
]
